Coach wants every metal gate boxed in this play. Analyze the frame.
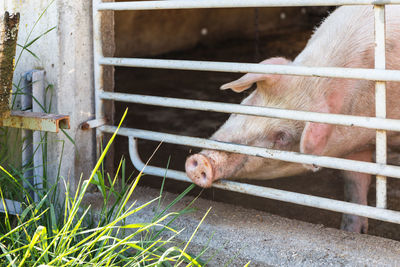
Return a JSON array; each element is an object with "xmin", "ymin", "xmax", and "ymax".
[{"xmin": 92, "ymin": 0, "xmax": 400, "ymax": 224}]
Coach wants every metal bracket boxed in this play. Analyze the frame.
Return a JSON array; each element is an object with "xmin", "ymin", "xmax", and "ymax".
[
  {"xmin": 0, "ymin": 14, "xmax": 71, "ymax": 134},
  {"xmin": 0, "ymin": 110, "xmax": 70, "ymax": 133}
]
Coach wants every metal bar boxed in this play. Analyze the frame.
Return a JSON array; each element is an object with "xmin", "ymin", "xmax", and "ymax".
[
  {"xmin": 99, "ymin": 57, "xmax": 400, "ymax": 82},
  {"xmin": 101, "ymin": 126, "xmax": 400, "ymax": 179},
  {"xmin": 80, "ymin": 117, "xmax": 107, "ymax": 130},
  {"xmin": 0, "ymin": 198, "xmax": 21, "ymax": 215},
  {"xmin": 0, "ymin": 110, "xmax": 70, "ymax": 132},
  {"xmin": 97, "ymin": 0, "xmax": 400, "ymax": 11},
  {"xmin": 21, "ymin": 121, "xmax": 33, "ymax": 193},
  {"xmin": 20, "ymin": 71, "xmax": 33, "ymax": 199},
  {"xmin": 374, "ymin": 5, "xmax": 387, "ymax": 209},
  {"xmin": 100, "ymin": 92, "xmax": 400, "ymax": 132},
  {"xmin": 31, "ymin": 70, "xmax": 45, "ymax": 203},
  {"xmin": 129, "ymin": 138, "xmax": 191, "ymax": 183},
  {"xmin": 93, "ymin": 0, "xmax": 105, "ymax": 157},
  {"xmin": 128, "ymin": 137, "xmax": 400, "ymax": 224}
]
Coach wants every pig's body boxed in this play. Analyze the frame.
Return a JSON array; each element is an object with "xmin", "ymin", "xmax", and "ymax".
[
  {"xmin": 185, "ymin": 5, "xmax": 400, "ymax": 233},
  {"xmin": 298, "ymin": 5, "xmax": 400, "ymax": 157}
]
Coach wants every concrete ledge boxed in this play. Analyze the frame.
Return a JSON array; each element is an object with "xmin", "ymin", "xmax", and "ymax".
[{"xmin": 89, "ymin": 185, "xmax": 400, "ymax": 266}]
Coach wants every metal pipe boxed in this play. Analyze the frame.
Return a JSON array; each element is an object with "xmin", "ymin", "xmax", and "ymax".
[
  {"xmin": 99, "ymin": 57, "xmax": 400, "ymax": 82},
  {"xmin": 93, "ymin": 0, "xmax": 105, "ymax": 158},
  {"xmin": 100, "ymin": 92, "xmax": 400, "ymax": 132},
  {"xmin": 97, "ymin": 0, "xmax": 400, "ymax": 11},
  {"xmin": 128, "ymin": 137, "xmax": 400, "ymax": 224},
  {"xmin": 21, "ymin": 71, "xmax": 33, "ymax": 199},
  {"xmin": 80, "ymin": 118, "xmax": 107, "ymax": 130},
  {"xmin": 101, "ymin": 126, "xmax": 400, "ymax": 179},
  {"xmin": 32, "ymin": 70, "xmax": 45, "ymax": 203},
  {"xmin": 374, "ymin": 5, "xmax": 387, "ymax": 209},
  {"xmin": 129, "ymin": 137, "xmax": 191, "ymax": 183}
]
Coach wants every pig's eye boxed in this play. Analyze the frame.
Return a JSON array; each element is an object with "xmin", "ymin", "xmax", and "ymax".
[{"xmin": 273, "ymin": 131, "xmax": 292, "ymax": 148}]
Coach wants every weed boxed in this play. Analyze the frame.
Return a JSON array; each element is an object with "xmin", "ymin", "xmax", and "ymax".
[{"xmin": 0, "ymin": 110, "xmax": 209, "ymax": 266}]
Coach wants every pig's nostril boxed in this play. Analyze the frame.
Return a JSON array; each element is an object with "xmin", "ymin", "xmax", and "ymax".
[{"xmin": 186, "ymin": 154, "xmax": 214, "ymax": 187}]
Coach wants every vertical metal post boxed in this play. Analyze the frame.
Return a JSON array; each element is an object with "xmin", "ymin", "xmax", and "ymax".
[
  {"xmin": 374, "ymin": 5, "xmax": 387, "ymax": 209},
  {"xmin": 31, "ymin": 70, "xmax": 45, "ymax": 203},
  {"xmin": 93, "ymin": 0, "xmax": 105, "ymax": 157},
  {"xmin": 21, "ymin": 71, "xmax": 33, "ymax": 197}
]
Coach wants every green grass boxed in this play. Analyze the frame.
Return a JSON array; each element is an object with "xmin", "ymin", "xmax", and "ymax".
[
  {"xmin": 0, "ymin": 2, "xmax": 213, "ymax": 265},
  {"xmin": 0, "ymin": 0, "xmax": 59, "ymax": 202},
  {"xmin": 0, "ymin": 110, "xmax": 211, "ymax": 266}
]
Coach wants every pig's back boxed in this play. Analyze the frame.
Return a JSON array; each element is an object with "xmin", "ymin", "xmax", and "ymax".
[
  {"xmin": 293, "ymin": 5, "xmax": 400, "ymax": 140},
  {"xmin": 294, "ymin": 5, "xmax": 400, "ymax": 70}
]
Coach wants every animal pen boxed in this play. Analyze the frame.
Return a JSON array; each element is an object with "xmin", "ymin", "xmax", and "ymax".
[{"xmin": 92, "ymin": 0, "xmax": 400, "ymax": 226}]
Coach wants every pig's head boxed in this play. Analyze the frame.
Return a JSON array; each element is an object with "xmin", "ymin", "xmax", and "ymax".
[{"xmin": 185, "ymin": 57, "xmax": 310, "ymax": 188}]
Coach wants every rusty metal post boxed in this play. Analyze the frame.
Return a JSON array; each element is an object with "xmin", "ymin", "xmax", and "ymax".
[{"xmin": 0, "ymin": 12, "xmax": 19, "ymax": 119}]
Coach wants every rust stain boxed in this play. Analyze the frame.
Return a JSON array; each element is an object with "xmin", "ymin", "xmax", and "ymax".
[{"xmin": 80, "ymin": 122, "xmax": 90, "ymax": 130}]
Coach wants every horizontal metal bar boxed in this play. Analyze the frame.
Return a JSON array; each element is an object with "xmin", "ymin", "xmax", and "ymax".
[
  {"xmin": 97, "ymin": 0, "xmax": 400, "ymax": 11},
  {"xmin": 128, "ymin": 137, "xmax": 400, "ymax": 224},
  {"xmin": 80, "ymin": 117, "xmax": 107, "ymax": 130},
  {"xmin": 101, "ymin": 125, "xmax": 400, "ymax": 179},
  {"xmin": 0, "ymin": 110, "xmax": 70, "ymax": 133},
  {"xmin": 0, "ymin": 199, "xmax": 21, "ymax": 215},
  {"xmin": 100, "ymin": 92, "xmax": 400, "ymax": 132},
  {"xmin": 99, "ymin": 57, "xmax": 400, "ymax": 82}
]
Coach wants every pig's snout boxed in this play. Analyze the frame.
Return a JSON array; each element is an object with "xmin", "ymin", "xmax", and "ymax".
[{"xmin": 185, "ymin": 154, "xmax": 214, "ymax": 188}]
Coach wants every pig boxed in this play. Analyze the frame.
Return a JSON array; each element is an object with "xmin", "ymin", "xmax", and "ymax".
[{"xmin": 185, "ymin": 5, "xmax": 400, "ymax": 234}]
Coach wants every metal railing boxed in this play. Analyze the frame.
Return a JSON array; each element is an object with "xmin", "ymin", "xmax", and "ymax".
[{"xmin": 93, "ymin": 1, "xmax": 400, "ymax": 223}]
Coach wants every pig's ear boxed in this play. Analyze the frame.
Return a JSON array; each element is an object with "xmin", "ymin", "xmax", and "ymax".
[
  {"xmin": 300, "ymin": 82, "xmax": 350, "ymax": 156},
  {"xmin": 300, "ymin": 121, "xmax": 333, "ymax": 156},
  {"xmin": 220, "ymin": 57, "xmax": 290, "ymax": 93},
  {"xmin": 220, "ymin": 73, "xmax": 270, "ymax": 92}
]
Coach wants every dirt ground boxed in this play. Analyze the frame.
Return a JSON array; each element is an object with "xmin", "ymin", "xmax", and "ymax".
[{"xmin": 114, "ymin": 24, "xmax": 400, "ymax": 241}]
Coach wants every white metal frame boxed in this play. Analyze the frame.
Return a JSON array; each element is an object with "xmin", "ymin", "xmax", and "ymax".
[{"xmin": 93, "ymin": 1, "xmax": 400, "ymax": 224}]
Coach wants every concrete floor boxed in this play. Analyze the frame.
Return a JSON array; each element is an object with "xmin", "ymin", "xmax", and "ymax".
[{"xmin": 87, "ymin": 185, "xmax": 400, "ymax": 266}]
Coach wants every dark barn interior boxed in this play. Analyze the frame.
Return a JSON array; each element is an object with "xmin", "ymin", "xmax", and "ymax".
[{"xmin": 112, "ymin": 5, "xmax": 400, "ymax": 241}]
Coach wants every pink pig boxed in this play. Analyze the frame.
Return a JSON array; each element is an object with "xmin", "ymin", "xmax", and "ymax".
[{"xmin": 185, "ymin": 5, "xmax": 400, "ymax": 233}]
